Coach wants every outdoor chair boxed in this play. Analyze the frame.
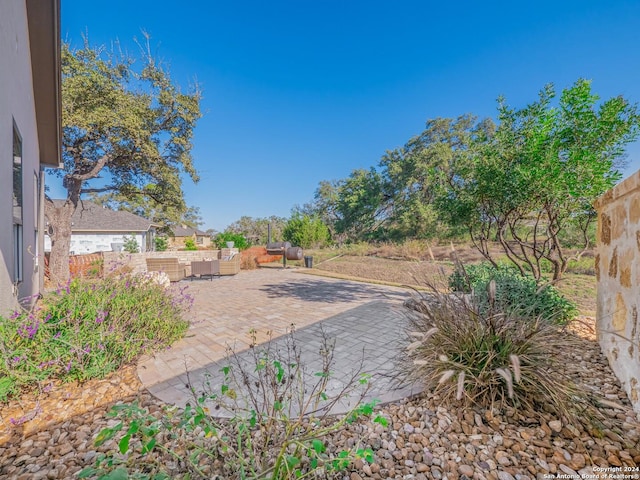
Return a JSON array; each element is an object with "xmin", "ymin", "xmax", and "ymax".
[
  {"xmin": 190, "ymin": 259, "xmax": 220, "ymax": 280},
  {"xmin": 145, "ymin": 257, "xmax": 186, "ymax": 282},
  {"xmin": 218, "ymin": 252, "xmax": 241, "ymax": 275}
]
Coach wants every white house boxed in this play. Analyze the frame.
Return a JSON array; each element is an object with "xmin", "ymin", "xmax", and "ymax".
[
  {"xmin": 44, "ymin": 201, "xmax": 158, "ymax": 254},
  {"xmin": 0, "ymin": 0, "xmax": 61, "ymax": 315}
]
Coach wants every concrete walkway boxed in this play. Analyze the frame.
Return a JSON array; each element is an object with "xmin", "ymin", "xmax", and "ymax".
[{"xmin": 137, "ymin": 268, "xmax": 422, "ymax": 415}]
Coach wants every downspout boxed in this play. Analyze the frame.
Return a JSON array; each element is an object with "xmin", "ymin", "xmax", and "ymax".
[{"xmin": 38, "ymin": 166, "xmax": 46, "ymax": 294}]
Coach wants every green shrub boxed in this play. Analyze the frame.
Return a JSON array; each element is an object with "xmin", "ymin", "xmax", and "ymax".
[
  {"xmin": 402, "ymin": 287, "xmax": 588, "ymax": 422},
  {"xmin": 86, "ymin": 258, "xmax": 104, "ymax": 278},
  {"xmin": 154, "ymin": 236, "xmax": 168, "ymax": 252},
  {"xmin": 184, "ymin": 237, "xmax": 198, "ymax": 250},
  {"xmin": 122, "ymin": 235, "xmax": 140, "ymax": 253},
  {"xmin": 449, "ymin": 262, "xmax": 577, "ymax": 324},
  {"xmin": 283, "ymin": 214, "xmax": 331, "ymax": 249},
  {"xmin": 448, "ymin": 262, "xmax": 516, "ymax": 293},
  {"xmin": 215, "ymin": 232, "xmax": 248, "ymax": 250},
  {"xmin": 0, "ymin": 274, "xmax": 192, "ymax": 402}
]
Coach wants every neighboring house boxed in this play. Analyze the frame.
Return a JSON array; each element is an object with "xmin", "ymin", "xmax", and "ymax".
[
  {"xmin": 0, "ymin": 0, "xmax": 61, "ymax": 315},
  {"xmin": 168, "ymin": 226, "xmax": 212, "ymax": 249},
  {"xmin": 44, "ymin": 201, "xmax": 158, "ymax": 254}
]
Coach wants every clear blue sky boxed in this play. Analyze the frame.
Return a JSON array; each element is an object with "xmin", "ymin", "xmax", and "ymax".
[{"xmin": 53, "ymin": 0, "xmax": 640, "ymax": 232}]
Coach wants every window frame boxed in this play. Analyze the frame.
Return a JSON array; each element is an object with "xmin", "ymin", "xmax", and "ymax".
[{"xmin": 12, "ymin": 122, "xmax": 23, "ymax": 284}]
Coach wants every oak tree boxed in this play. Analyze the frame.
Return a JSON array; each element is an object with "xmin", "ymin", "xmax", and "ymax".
[{"xmin": 46, "ymin": 39, "xmax": 201, "ymax": 284}]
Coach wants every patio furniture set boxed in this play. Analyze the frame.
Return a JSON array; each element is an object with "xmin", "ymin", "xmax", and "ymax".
[{"xmin": 145, "ymin": 250, "xmax": 241, "ymax": 282}]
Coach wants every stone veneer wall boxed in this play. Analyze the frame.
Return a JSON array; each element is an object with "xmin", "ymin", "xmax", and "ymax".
[{"xmin": 594, "ymin": 169, "xmax": 640, "ymax": 413}]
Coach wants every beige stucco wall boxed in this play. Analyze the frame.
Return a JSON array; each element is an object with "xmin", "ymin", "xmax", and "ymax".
[
  {"xmin": 0, "ymin": 1, "xmax": 42, "ymax": 315},
  {"xmin": 168, "ymin": 234, "xmax": 212, "ymax": 250},
  {"xmin": 595, "ymin": 169, "xmax": 640, "ymax": 412}
]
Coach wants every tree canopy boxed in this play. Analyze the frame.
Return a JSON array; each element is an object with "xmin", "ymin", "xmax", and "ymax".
[
  {"xmin": 89, "ymin": 191, "xmax": 204, "ymax": 233},
  {"xmin": 282, "ymin": 214, "xmax": 330, "ymax": 249},
  {"xmin": 437, "ymin": 80, "xmax": 639, "ymax": 280},
  {"xmin": 225, "ymin": 216, "xmax": 287, "ymax": 245},
  {"xmin": 379, "ymin": 115, "xmax": 494, "ymax": 240},
  {"xmin": 303, "ymin": 79, "xmax": 640, "ymax": 281},
  {"xmin": 46, "ymin": 38, "xmax": 202, "ymax": 284}
]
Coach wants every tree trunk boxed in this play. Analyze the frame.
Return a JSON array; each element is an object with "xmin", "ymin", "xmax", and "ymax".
[{"xmin": 44, "ymin": 198, "xmax": 75, "ymax": 286}]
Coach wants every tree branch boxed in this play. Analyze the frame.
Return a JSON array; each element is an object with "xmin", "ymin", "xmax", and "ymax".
[
  {"xmin": 496, "ymin": 223, "xmax": 527, "ymax": 277},
  {"xmin": 80, "ymin": 186, "xmax": 117, "ymax": 194},
  {"xmin": 69, "ymin": 154, "xmax": 110, "ymax": 181}
]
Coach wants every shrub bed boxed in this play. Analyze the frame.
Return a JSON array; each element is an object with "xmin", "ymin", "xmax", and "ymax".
[
  {"xmin": 449, "ymin": 262, "xmax": 577, "ymax": 324},
  {"xmin": 0, "ymin": 274, "xmax": 192, "ymax": 402}
]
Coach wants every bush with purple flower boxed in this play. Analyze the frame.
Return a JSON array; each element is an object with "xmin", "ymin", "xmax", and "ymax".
[{"xmin": 0, "ymin": 273, "xmax": 192, "ymax": 402}]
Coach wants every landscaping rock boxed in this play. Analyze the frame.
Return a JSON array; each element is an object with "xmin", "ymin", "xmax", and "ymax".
[{"xmin": 1, "ymin": 318, "xmax": 639, "ymax": 479}]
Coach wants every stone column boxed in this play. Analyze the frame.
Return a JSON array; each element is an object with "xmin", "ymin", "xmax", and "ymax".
[{"xmin": 594, "ymin": 169, "xmax": 640, "ymax": 413}]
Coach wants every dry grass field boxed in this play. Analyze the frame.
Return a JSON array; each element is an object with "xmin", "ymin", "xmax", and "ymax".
[{"xmin": 288, "ymin": 242, "xmax": 597, "ymax": 316}]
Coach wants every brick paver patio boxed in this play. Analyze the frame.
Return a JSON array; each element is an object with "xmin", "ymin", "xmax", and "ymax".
[{"xmin": 137, "ymin": 268, "xmax": 422, "ymax": 414}]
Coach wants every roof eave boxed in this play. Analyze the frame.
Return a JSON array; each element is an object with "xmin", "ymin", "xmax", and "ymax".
[
  {"xmin": 26, "ymin": 0, "xmax": 62, "ymax": 168},
  {"xmin": 71, "ymin": 228, "xmax": 153, "ymax": 233}
]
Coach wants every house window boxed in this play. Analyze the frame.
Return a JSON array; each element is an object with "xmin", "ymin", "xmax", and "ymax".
[
  {"xmin": 196, "ymin": 235, "xmax": 204, "ymax": 244},
  {"xmin": 13, "ymin": 124, "xmax": 23, "ymax": 283},
  {"xmin": 34, "ymin": 172, "xmax": 40, "ymax": 270}
]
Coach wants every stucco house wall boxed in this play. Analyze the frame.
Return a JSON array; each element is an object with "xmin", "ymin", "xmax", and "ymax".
[
  {"xmin": 168, "ymin": 227, "xmax": 211, "ymax": 250},
  {"xmin": 595, "ymin": 169, "xmax": 640, "ymax": 413},
  {"xmin": 44, "ymin": 201, "xmax": 157, "ymax": 254},
  {"xmin": 0, "ymin": 0, "xmax": 61, "ymax": 315}
]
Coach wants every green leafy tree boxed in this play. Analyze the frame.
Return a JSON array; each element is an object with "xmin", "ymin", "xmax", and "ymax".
[
  {"xmin": 122, "ymin": 235, "xmax": 140, "ymax": 253},
  {"xmin": 45, "ymin": 37, "xmax": 201, "ymax": 284},
  {"xmin": 334, "ymin": 168, "xmax": 386, "ymax": 242},
  {"xmin": 226, "ymin": 216, "xmax": 287, "ymax": 245},
  {"xmin": 183, "ymin": 238, "xmax": 198, "ymax": 251},
  {"xmin": 438, "ymin": 79, "xmax": 640, "ymax": 281},
  {"xmin": 299, "ymin": 179, "xmax": 344, "ymax": 243},
  {"xmin": 215, "ymin": 232, "xmax": 249, "ymax": 250},
  {"xmin": 154, "ymin": 236, "xmax": 168, "ymax": 252},
  {"xmin": 90, "ymin": 191, "xmax": 203, "ymax": 233},
  {"xmin": 379, "ymin": 115, "xmax": 493, "ymax": 239},
  {"xmin": 283, "ymin": 214, "xmax": 331, "ymax": 249}
]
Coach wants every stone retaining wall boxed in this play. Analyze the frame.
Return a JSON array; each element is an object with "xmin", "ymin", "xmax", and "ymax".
[
  {"xmin": 595, "ymin": 168, "xmax": 640, "ymax": 412},
  {"xmin": 103, "ymin": 250, "xmax": 224, "ymax": 274}
]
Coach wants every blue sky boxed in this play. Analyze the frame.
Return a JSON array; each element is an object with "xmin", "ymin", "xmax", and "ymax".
[{"xmin": 54, "ymin": 0, "xmax": 640, "ymax": 232}]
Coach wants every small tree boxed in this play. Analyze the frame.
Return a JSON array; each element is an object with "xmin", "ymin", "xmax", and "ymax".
[
  {"xmin": 437, "ymin": 79, "xmax": 640, "ymax": 281},
  {"xmin": 283, "ymin": 214, "xmax": 331, "ymax": 249},
  {"xmin": 184, "ymin": 238, "xmax": 197, "ymax": 251},
  {"xmin": 300, "ymin": 180, "xmax": 345, "ymax": 244},
  {"xmin": 214, "ymin": 232, "xmax": 248, "ymax": 250},
  {"xmin": 226, "ymin": 216, "xmax": 287, "ymax": 245},
  {"xmin": 122, "ymin": 235, "xmax": 140, "ymax": 253},
  {"xmin": 154, "ymin": 236, "xmax": 168, "ymax": 252}
]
